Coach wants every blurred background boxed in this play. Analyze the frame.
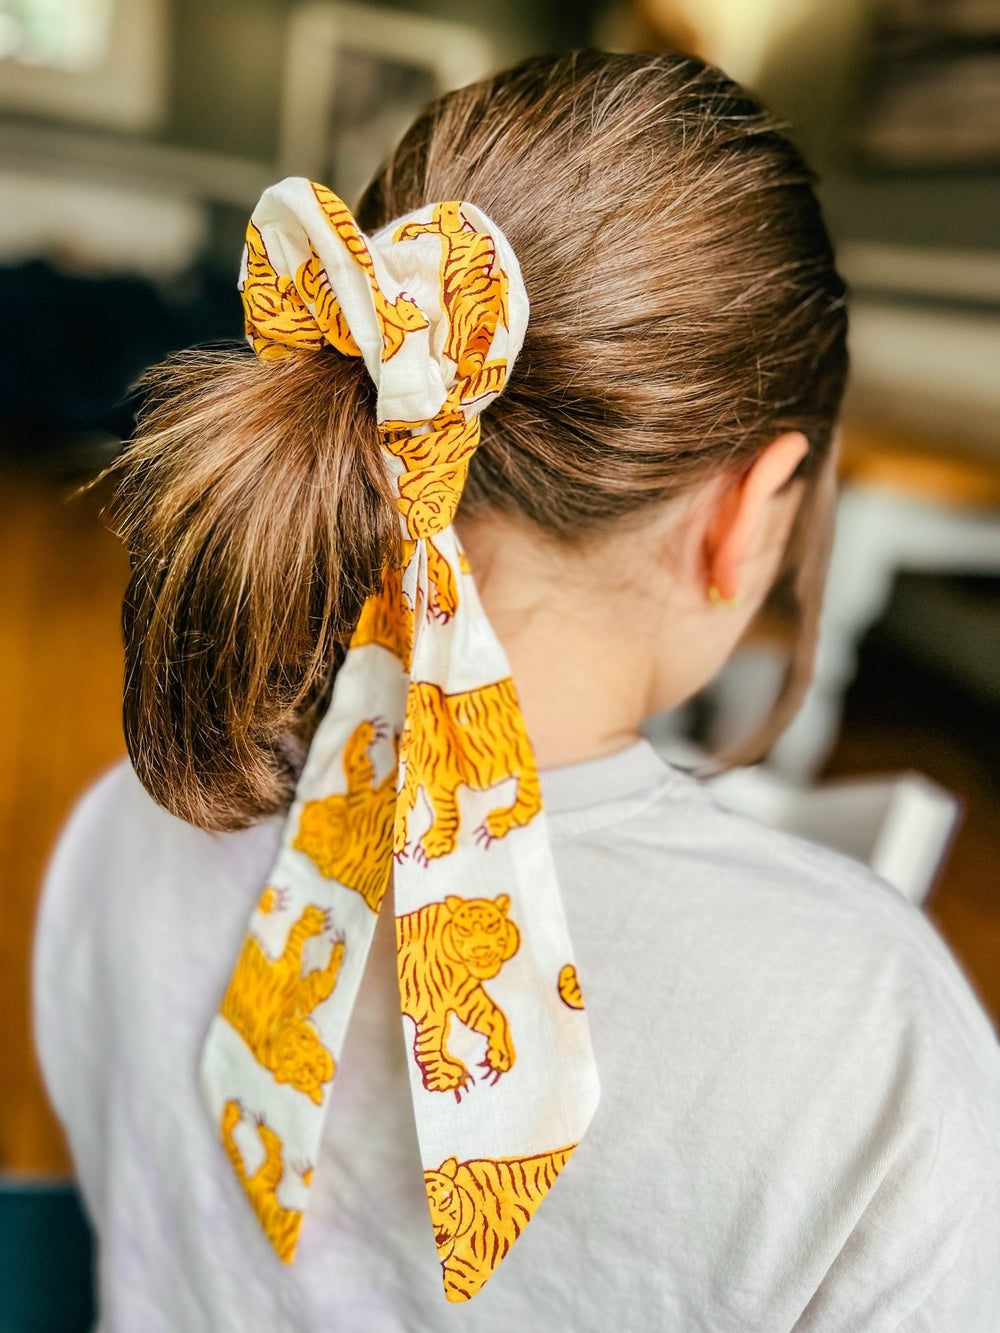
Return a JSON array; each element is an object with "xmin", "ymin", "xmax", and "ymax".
[{"xmin": 1, "ymin": 0, "xmax": 998, "ymax": 1326}]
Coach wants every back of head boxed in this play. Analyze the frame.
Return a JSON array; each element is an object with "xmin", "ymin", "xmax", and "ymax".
[
  {"xmin": 112, "ymin": 50, "xmax": 848, "ymax": 830},
  {"xmin": 361, "ymin": 50, "xmax": 846, "ymax": 527}
]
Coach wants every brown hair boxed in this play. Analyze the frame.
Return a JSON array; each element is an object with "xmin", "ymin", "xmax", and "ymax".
[{"xmin": 110, "ymin": 50, "xmax": 848, "ymax": 830}]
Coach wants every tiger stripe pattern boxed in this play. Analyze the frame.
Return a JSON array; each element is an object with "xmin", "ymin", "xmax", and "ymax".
[
  {"xmin": 295, "ymin": 245, "xmax": 360, "ymax": 356},
  {"xmin": 381, "ymin": 415, "xmax": 480, "ymax": 547},
  {"xmin": 242, "ymin": 223, "xmax": 328, "ymax": 362},
  {"xmin": 294, "ymin": 720, "xmax": 398, "ymax": 912},
  {"xmin": 208, "ymin": 180, "xmax": 593, "ymax": 1293},
  {"xmin": 393, "ymin": 201, "xmax": 510, "ymax": 400},
  {"xmin": 396, "ymin": 894, "xmax": 519, "ymax": 1096},
  {"xmin": 221, "ymin": 1100, "xmax": 307, "ymax": 1264},
  {"xmin": 219, "ymin": 900, "xmax": 343, "ymax": 1104},
  {"xmin": 395, "ymin": 679, "xmax": 541, "ymax": 862},
  {"xmin": 424, "ymin": 1147, "xmax": 576, "ymax": 1301},
  {"xmin": 350, "ymin": 565, "xmax": 414, "ymax": 665},
  {"xmin": 311, "ymin": 182, "xmax": 428, "ymax": 360}
]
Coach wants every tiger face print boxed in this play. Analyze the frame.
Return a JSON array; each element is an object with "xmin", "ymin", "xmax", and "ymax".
[
  {"xmin": 219, "ymin": 901, "xmax": 343, "ymax": 1104},
  {"xmin": 395, "ymin": 679, "xmax": 541, "ymax": 863},
  {"xmin": 397, "ymin": 894, "xmax": 520, "ymax": 1097},
  {"xmin": 221, "ymin": 1100, "xmax": 308, "ymax": 1264},
  {"xmin": 294, "ymin": 719, "xmax": 397, "ymax": 913},
  {"xmin": 380, "ymin": 414, "xmax": 478, "ymax": 547},
  {"xmin": 424, "ymin": 1147, "xmax": 575, "ymax": 1302}
]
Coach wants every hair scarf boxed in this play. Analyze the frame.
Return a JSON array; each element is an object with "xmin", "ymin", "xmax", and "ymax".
[{"xmin": 198, "ymin": 177, "xmax": 600, "ymax": 1304}]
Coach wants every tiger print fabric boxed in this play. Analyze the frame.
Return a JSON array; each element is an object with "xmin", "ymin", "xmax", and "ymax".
[
  {"xmin": 425, "ymin": 1147, "xmax": 576, "ymax": 1301},
  {"xmin": 199, "ymin": 177, "xmax": 600, "ymax": 1301}
]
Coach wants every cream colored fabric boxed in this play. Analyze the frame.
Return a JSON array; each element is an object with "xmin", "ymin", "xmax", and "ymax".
[
  {"xmin": 36, "ymin": 746, "xmax": 1000, "ymax": 1329},
  {"xmin": 197, "ymin": 178, "xmax": 600, "ymax": 1302}
]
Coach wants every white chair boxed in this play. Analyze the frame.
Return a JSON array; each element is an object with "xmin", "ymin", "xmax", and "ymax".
[
  {"xmin": 769, "ymin": 478, "xmax": 1000, "ymax": 782},
  {"xmin": 278, "ymin": 2, "xmax": 501, "ymax": 205},
  {"xmin": 646, "ymin": 733, "xmax": 960, "ymax": 906}
]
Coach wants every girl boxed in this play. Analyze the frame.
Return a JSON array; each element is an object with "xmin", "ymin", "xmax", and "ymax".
[{"xmin": 34, "ymin": 51, "xmax": 1000, "ymax": 1331}]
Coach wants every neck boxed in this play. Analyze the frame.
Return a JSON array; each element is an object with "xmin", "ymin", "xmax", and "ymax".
[{"xmin": 454, "ymin": 514, "xmax": 656, "ymax": 771}]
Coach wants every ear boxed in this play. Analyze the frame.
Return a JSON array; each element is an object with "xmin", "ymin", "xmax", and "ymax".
[
  {"xmin": 703, "ymin": 431, "xmax": 808, "ymax": 602},
  {"xmin": 494, "ymin": 893, "xmax": 511, "ymax": 914},
  {"xmin": 440, "ymin": 1157, "xmax": 459, "ymax": 1179},
  {"xmin": 444, "ymin": 895, "xmax": 463, "ymax": 915}
]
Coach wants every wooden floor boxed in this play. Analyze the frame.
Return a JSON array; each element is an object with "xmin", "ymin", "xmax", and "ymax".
[{"xmin": 1, "ymin": 464, "xmax": 998, "ymax": 1175}]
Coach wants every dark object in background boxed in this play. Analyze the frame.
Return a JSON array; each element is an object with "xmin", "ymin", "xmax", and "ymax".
[
  {"xmin": 0, "ymin": 1181, "xmax": 95, "ymax": 1332},
  {"xmin": 0, "ymin": 259, "xmax": 244, "ymax": 456},
  {"xmin": 857, "ymin": 0, "xmax": 1000, "ymax": 168}
]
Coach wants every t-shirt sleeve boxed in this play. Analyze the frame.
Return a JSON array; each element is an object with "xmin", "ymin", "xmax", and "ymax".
[
  {"xmin": 792, "ymin": 1110, "xmax": 1000, "ymax": 1331},
  {"xmin": 763, "ymin": 843, "xmax": 1000, "ymax": 1333},
  {"xmin": 892, "ymin": 1180, "xmax": 1000, "ymax": 1332},
  {"xmin": 786, "ymin": 908, "xmax": 1000, "ymax": 1331},
  {"xmin": 32, "ymin": 762, "xmax": 131, "ymax": 1210}
]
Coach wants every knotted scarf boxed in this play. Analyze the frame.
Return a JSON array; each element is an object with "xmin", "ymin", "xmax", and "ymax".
[{"xmin": 199, "ymin": 177, "xmax": 600, "ymax": 1303}]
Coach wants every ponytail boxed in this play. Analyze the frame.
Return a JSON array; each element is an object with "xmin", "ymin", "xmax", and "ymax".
[
  {"xmin": 110, "ymin": 50, "xmax": 848, "ymax": 830},
  {"xmin": 110, "ymin": 347, "xmax": 399, "ymax": 830}
]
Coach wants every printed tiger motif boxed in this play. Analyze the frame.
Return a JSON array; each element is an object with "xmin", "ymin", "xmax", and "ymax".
[
  {"xmin": 295, "ymin": 245, "xmax": 360, "ymax": 356},
  {"xmin": 311, "ymin": 182, "xmax": 428, "ymax": 360},
  {"xmin": 557, "ymin": 963, "xmax": 585, "ymax": 1010},
  {"xmin": 242, "ymin": 223, "xmax": 327, "ymax": 362},
  {"xmin": 379, "ymin": 419, "xmax": 476, "ymax": 620},
  {"xmin": 395, "ymin": 679, "xmax": 541, "ymax": 862},
  {"xmin": 397, "ymin": 894, "xmax": 519, "ymax": 1097},
  {"xmin": 221, "ymin": 1100, "xmax": 307, "ymax": 1264},
  {"xmin": 424, "ymin": 537, "xmax": 460, "ymax": 622},
  {"xmin": 381, "ymin": 416, "xmax": 478, "ymax": 545},
  {"xmin": 258, "ymin": 884, "xmax": 289, "ymax": 916},
  {"xmin": 220, "ymin": 901, "xmax": 344, "ymax": 1103},
  {"xmin": 424, "ymin": 1146, "xmax": 575, "ymax": 1301},
  {"xmin": 350, "ymin": 565, "xmax": 414, "ymax": 665},
  {"xmin": 394, "ymin": 201, "xmax": 510, "ymax": 404},
  {"xmin": 294, "ymin": 720, "xmax": 397, "ymax": 913},
  {"xmin": 381, "ymin": 411, "xmax": 478, "ymax": 479}
]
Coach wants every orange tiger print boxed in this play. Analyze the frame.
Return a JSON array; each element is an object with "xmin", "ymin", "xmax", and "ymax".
[
  {"xmin": 295, "ymin": 245, "xmax": 360, "ymax": 356},
  {"xmin": 379, "ymin": 418, "xmax": 477, "ymax": 620},
  {"xmin": 242, "ymin": 223, "xmax": 326, "ymax": 362},
  {"xmin": 349, "ymin": 564, "xmax": 414, "ymax": 665},
  {"xmin": 557, "ymin": 963, "xmax": 585, "ymax": 1009},
  {"xmin": 310, "ymin": 182, "xmax": 428, "ymax": 360},
  {"xmin": 396, "ymin": 894, "xmax": 520, "ymax": 1097},
  {"xmin": 258, "ymin": 884, "xmax": 289, "ymax": 916},
  {"xmin": 219, "ymin": 900, "xmax": 344, "ymax": 1103},
  {"xmin": 395, "ymin": 679, "xmax": 541, "ymax": 862},
  {"xmin": 381, "ymin": 406, "xmax": 478, "ymax": 479},
  {"xmin": 294, "ymin": 720, "xmax": 397, "ymax": 912},
  {"xmin": 394, "ymin": 200, "xmax": 510, "ymax": 403},
  {"xmin": 424, "ymin": 1146, "xmax": 575, "ymax": 1301},
  {"xmin": 380, "ymin": 416, "xmax": 478, "ymax": 547},
  {"xmin": 221, "ymin": 1100, "xmax": 307, "ymax": 1263},
  {"xmin": 424, "ymin": 538, "xmax": 460, "ymax": 620}
]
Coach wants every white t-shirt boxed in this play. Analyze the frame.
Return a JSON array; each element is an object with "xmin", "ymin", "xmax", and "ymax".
[{"xmin": 33, "ymin": 742, "xmax": 1000, "ymax": 1332}]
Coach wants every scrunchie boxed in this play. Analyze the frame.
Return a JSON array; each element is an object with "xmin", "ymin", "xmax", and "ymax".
[{"xmin": 199, "ymin": 177, "xmax": 600, "ymax": 1304}]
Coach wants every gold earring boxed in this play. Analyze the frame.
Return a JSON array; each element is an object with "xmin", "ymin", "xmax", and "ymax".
[{"xmin": 708, "ymin": 583, "xmax": 745, "ymax": 609}]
